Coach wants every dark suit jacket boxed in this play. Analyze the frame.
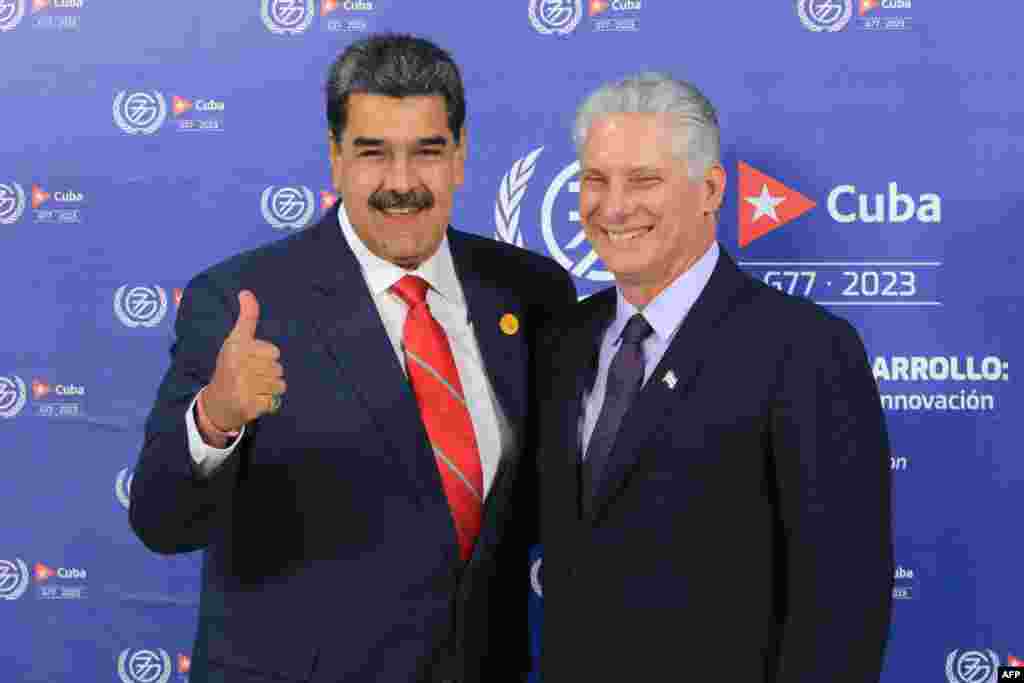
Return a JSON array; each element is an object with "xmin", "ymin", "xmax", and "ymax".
[
  {"xmin": 536, "ymin": 246, "xmax": 893, "ymax": 682},
  {"xmin": 129, "ymin": 209, "xmax": 574, "ymax": 683}
]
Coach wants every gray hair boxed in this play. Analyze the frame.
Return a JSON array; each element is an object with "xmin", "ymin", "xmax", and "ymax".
[{"xmin": 572, "ymin": 72, "xmax": 720, "ymax": 179}]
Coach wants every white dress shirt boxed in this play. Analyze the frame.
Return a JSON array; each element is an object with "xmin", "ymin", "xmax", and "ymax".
[{"xmin": 186, "ymin": 204, "xmax": 513, "ymax": 496}]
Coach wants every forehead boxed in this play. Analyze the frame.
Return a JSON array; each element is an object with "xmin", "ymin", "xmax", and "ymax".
[
  {"xmin": 581, "ymin": 112, "xmax": 681, "ymax": 170},
  {"xmin": 343, "ymin": 93, "xmax": 451, "ymax": 142}
]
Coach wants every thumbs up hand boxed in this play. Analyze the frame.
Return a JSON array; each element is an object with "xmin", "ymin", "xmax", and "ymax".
[{"xmin": 201, "ymin": 290, "xmax": 286, "ymax": 432}]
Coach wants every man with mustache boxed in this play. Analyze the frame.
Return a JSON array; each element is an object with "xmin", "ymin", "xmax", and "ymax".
[
  {"xmin": 536, "ymin": 73, "xmax": 893, "ymax": 681},
  {"xmin": 129, "ymin": 34, "xmax": 574, "ymax": 683}
]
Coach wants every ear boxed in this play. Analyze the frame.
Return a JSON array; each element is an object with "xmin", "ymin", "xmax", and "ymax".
[
  {"xmin": 701, "ymin": 163, "xmax": 726, "ymax": 216},
  {"xmin": 328, "ymin": 133, "xmax": 343, "ymax": 190},
  {"xmin": 453, "ymin": 126, "xmax": 467, "ymax": 187}
]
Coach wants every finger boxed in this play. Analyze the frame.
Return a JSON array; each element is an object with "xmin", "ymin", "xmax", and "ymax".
[
  {"xmin": 252, "ymin": 361, "xmax": 284, "ymax": 379},
  {"xmin": 245, "ymin": 362, "xmax": 282, "ymax": 378},
  {"xmin": 245, "ymin": 358, "xmax": 284, "ymax": 378},
  {"xmin": 251, "ymin": 377, "xmax": 287, "ymax": 397},
  {"xmin": 244, "ymin": 391, "xmax": 280, "ymax": 420},
  {"xmin": 229, "ymin": 290, "xmax": 260, "ymax": 340},
  {"xmin": 245, "ymin": 340, "xmax": 281, "ymax": 361}
]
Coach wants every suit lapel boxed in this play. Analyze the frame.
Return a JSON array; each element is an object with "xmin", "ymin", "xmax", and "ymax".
[
  {"xmin": 590, "ymin": 249, "xmax": 756, "ymax": 521},
  {"xmin": 448, "ymin": 231, "xmax": 528, "ymax": 445},
  {"xmin": 563, "ymin": 290, "xmax": 616, "ymax": 460},
  {"xmin": 300, "ymin": 213, "xmax": 448, "ymax": 513},
  {"xmin": 562, "ymin": 290, "xmax": 617, "ymax": 521},
  {"xmin": 446, "ymin": 232, "xmax": 534, "ymax": 570}
]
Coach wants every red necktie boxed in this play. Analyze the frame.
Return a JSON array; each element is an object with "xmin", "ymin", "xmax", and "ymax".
[{"xmin": 391, "ymin": 275, "xmax": 483, "ymax": 561}]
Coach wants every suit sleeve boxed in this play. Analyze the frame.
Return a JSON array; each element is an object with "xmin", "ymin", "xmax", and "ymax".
[
  {"xmin": 129, "ymin": 272, "xmax": 245, "ymax": 554},
  {"xmin": 771, "ymin": 317, "xmax": 894, "ymax": 683},
  {"xmin": 186, "ymin": 388, "xmax": 246, "ymax": 476}
]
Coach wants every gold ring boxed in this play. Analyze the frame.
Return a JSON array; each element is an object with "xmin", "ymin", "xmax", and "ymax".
[{"xmin": 268, "ymin": 394, "xmax": 282, "ymax": 414}]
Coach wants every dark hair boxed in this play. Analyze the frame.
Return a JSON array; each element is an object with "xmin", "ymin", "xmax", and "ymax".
[{"xmin": 325, "ymin": 33, "xmax": 466, "ymax": 145}]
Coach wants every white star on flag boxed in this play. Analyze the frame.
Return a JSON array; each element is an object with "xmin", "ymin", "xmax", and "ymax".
[{"xmin": 745, "ymin": 184, "xmax": 786, "ymax": 223}]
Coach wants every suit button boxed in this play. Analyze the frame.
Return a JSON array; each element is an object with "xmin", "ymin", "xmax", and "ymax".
[{"xmin": 567, "ymin": 566, "xmax": 577, "ymax": 579}]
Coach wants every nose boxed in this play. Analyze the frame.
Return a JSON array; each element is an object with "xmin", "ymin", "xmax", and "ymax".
[
  {"xmin": 383, "ymin": 153, "xmax": 415, "ymax": 193},
  {"xmin": 598, "ymin": 179, "xmax": 633, "ymax": 226}
]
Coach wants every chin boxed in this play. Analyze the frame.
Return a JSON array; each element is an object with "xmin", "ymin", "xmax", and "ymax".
[
  {"xmin": 383, "ymin": 247, "xmax": 423, "ymax": 265},
  {"xmin": 599, "ymin": 251, "xmax": 652, "ymax": 276},
  {"xmin": 388, "ymin": 242, "xmax": 438, "ymax": 268}
]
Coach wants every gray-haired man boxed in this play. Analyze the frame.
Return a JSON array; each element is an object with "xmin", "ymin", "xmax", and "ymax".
[{"xmin": 535, "ymin": 73, "xmax": 893, "ymax": 681}]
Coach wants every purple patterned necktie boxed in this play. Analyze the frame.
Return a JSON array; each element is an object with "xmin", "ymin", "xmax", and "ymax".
[{"xmin": 583, "ymin": 313, "xmax": 654, "ymax": 498}]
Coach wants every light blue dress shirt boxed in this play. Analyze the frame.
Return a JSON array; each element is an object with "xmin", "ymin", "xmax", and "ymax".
[{"xmin": 580, "ymin": 241, "xmax": 720, "ymax": 457}]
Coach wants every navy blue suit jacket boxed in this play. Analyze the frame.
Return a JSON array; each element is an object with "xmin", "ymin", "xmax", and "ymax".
[
  {"xmin": 130, "ymin": 209, "xmax": 574, "ymax": 683},
  {"xmin": 537, "ymin": 247, "xmax": 893, "ymax": 682}
]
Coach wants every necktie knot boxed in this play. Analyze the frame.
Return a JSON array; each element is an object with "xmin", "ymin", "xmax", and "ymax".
[
  {"xmin": 620, "ymin": 314, "xmax": 653, "ymax": 346},
  {"xmin": 391, "ymin": 274, "xmax": 430, "ymax": 309}
]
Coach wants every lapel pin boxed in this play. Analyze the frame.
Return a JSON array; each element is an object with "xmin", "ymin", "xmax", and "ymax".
[
  {"xmin": 662, "ymin": 370, "xmax": 678, "ymax": 390},
  {"xmin": 499, "ymin": 313, "xmax": 520, "ymax": 336}
]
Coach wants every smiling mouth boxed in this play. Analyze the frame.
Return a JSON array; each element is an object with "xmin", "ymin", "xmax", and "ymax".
[
  {"xmin": 604, "ymin": 226, "xmax": 653, "ymax": 242},
  {"xmin": 380, "ymin": 207, "xmax": 423, "ymax": 216}
]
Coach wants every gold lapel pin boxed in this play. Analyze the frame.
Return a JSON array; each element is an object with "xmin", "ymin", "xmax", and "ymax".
[{"xmin": 500, "ymin": 313, "xmax": 520, "ymax": 336}]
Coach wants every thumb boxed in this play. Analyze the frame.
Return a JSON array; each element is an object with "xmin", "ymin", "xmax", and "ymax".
[{"xmin": 230, "ymin": 290, "xmax": 260, "ymax": 339}]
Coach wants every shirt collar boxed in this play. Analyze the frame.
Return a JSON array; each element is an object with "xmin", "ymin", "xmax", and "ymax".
[
  {"xmin": 609, "ymin": 241, "xmax": 720, "ymax": 344},
  {"xmin": 337, "ymin": 202, "xmax": 464, "ymax": 309}
]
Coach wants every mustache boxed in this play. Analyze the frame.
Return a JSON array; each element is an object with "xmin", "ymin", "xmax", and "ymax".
[{"xmin": 368, "ymin": 188, "xmax": 434, "ymax": 212}]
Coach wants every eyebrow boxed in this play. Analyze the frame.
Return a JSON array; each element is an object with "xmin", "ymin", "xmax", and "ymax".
[
  {"xmin": 417, "ymin": 136, "xmax": 448, "ymax": 147},
  {"xmin": 351, "ymin": 136, "xmax": 449, "ymax": 147},
  {"xmin": 628, "ymin": 167, "xmax": 662, "ymax": 175},
  {"xmin": 583, "ymin": 166, "xmax": 662, "ymax": 175}
]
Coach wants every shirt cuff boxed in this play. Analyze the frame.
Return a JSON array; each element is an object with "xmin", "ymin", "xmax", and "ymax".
[{"xmin": 186, "ymin": 388, "xmax": 245, "ymax": 478}]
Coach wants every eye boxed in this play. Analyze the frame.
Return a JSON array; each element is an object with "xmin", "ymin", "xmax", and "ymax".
[
  {"xmin": 633, "ymin": 176, "xmax": 661, "ymax": 186},
  {"xmin": 581, "ymin": 175, "xmax": 606, "ymax": 185},
  {"xmin": 417, "ymin": 148, "xmax": 443, "ymax": 156},
  {"xmin": 357, "ymin": 149, "xmax": 382, "ymax": 158}
]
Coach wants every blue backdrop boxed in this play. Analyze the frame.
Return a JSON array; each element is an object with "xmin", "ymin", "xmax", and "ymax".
[{"xmin": 1, "ymin": 1, "xmax": 1019, "ymax": 682}]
